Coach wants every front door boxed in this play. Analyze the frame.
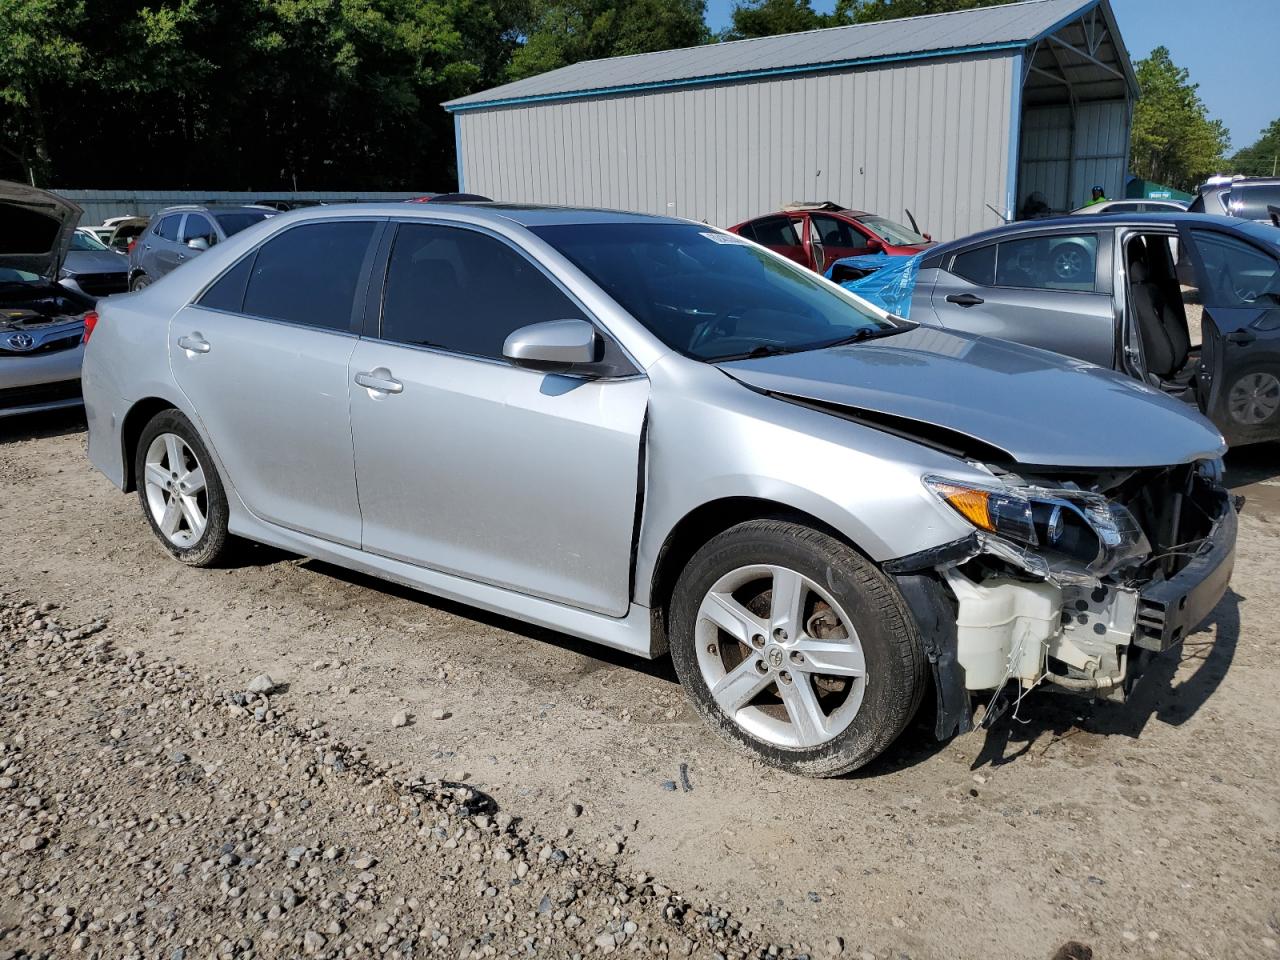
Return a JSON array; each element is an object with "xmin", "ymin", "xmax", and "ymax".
[
  {"xmin": 928, "ymin": 230, "xmax": 1117, "ymax": 367},
  {"xmin": 1182, "ymin": 225, "xmax": 1280, "ymax": 444},
  {"xmin": 809, "ymin": 213, "xmax": 874, "ymax": 270},
  {"xmin": 170, "ymin": 218, "xmax": 383, "ymax": 546},
  {"xmin": 349, "ymin": 221, "xmax": 648, "ymax": 617}
]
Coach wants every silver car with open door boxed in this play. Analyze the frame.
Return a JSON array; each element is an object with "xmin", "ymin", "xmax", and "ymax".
[{"xmin": 82, "ymin": 204, "xmax": 1237, "ymax": 777}]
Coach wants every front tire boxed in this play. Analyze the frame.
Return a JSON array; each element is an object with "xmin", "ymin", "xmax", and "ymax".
[
  {"xmin": 134, "ymin": 410, "xmax": 233, "ymax": 567},
  {"xmin": 669, "ymin": 519, "xmax": 926, "ymax": 777},
  {"xmin": 130, "ymin": 272, "xmax": 151, "ymax": 291}
]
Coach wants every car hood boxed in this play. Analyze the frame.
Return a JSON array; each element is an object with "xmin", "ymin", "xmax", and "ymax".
[
  {"xmin": 63, "ymin": 249, "xmax": 127, "ymax": 275},
  {"xmin": 0, "ymin": 181, "xmax": 82, "ymax": 279},
  {"xmin": 718, "ymin": 326, "xmax": 1226, "ymax": 468}
]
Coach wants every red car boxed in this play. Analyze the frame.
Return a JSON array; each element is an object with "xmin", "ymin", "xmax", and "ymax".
[{"xmin": 729, "ymin": 201, "xmax": 935, "ymax": 273}]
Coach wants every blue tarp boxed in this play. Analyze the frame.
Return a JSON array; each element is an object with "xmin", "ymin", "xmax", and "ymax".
[{"xmin": 824, "ymin": 253, "xmax": 922, "ymax": 318}]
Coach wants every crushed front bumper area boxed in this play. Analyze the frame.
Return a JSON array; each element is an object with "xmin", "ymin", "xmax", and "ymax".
[{"xmin": 896, "ymin": 469, "xmax": 1238, "ymax": 738}]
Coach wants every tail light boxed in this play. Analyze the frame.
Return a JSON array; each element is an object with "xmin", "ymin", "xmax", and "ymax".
[{"xmin": 82, "ymin": 311, "xmax": 99, "ymax": 344}]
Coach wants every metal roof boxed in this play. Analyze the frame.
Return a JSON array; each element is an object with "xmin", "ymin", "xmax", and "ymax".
[{"xmin": 444, "ymin": 0, "xmax": 1126, "ymax": 112}]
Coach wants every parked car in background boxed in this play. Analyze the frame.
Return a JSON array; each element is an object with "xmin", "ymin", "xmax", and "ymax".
[
  {"xmin": 1190, "ymin": 176, "xmax": 1280, "ymax": 224},
  {"xmin": 837, "ymin": 213, "xmax": 1280, "ymax": 446},
  {"xmin": 1070, "ymin": 199, "xmax": 1189, "ymax": 215},
  {"xmin": 129, "ymin": 204, "xmax": 274, "ymax": 289},
  {"xmin": 730, "ymin": 201, "xmax": 934, "ymax": 274},
  {"xmin": 60, "ymin": 228, "xmax": 129, "ymax": 298},
  {"xmin": 105, "ymin": 217, "xmax": 149, "ymax": 253},
  {"xmin": 0, "ymin": 181, "xmax": 94, "ymax": 417},
  {"xmin": 255, "ymin": 200, "xmax": 326, "ymax": 212},
  {"xmin": 406, "ymin": 193, "xmax": 493, "ymax": 203},
  {"xmin": 83, "ymin": 203, "xmax": 1235, "ymax": 777}
]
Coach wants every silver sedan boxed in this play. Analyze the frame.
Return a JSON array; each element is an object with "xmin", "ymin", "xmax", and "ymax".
[{"xmin": 82, "ymin": 204, "xmax": 1236, "ymax": 776}]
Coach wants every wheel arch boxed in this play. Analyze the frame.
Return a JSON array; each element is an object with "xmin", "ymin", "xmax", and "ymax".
[
  {"xmin": 645, "ymin": 496, "xmax": 864, "ymax": 653},
  {"xmin": 120, "ymin": 397, "xmax": 181, "ymax": 492}
]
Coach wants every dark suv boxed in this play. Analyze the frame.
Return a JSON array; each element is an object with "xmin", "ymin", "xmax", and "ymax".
[
  {"xmin": 1190, "ymin": 177, "xmax": 1280, "ymax": 225},
  {"xmin": 129, "ymin": 205, "xmax": 274, "ymax": 289}
]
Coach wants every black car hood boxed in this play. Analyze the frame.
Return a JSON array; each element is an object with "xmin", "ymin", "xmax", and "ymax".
[
  {"xmin": 719, "ymin": 326, "xmax": 1227, "ymax": 468},
  {"xmin": 0, "ymin": 181, "xmax": 82, "ymax": 280}
]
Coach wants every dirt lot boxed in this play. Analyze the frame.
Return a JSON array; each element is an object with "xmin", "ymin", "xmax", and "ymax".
[{"xmin": 2, "ymin": 411, "xmax": 1279, "ymax": 960}]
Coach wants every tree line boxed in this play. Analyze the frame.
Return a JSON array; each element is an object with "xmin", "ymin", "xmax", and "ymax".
[{"xmin": 1, "ymin": 0, "xmax": 1269, "ymax": 194}]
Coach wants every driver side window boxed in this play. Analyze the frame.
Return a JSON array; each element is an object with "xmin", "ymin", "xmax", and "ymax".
[
  {"xmin": 993, "ymin": 234, "xmax": 1098, "ymax": 292},
  {"xmin": 810, "ymin": 214, "xmax": 869, "ymax": 251},
  {"xmin": 1190, "ymin": 230, "xmax": 1280, "ymax": 308}
]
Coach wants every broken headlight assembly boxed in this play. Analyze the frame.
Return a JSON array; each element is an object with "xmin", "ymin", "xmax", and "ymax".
[{"xmin": 923, "ymin": 475, "xmax": 1150, "ymax": 581}]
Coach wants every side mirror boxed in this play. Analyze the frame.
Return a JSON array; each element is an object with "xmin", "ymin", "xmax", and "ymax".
[
  {"xmin": 186, "ymin": 237, "xmax": 210, "ymax": 252},
  {"xmin": 503, "ymin": 319, "xmax": 601, "ymax": 373},
  {"xmin": 865, "ymin": 237, "xmax": 884, "ymax": 253}
]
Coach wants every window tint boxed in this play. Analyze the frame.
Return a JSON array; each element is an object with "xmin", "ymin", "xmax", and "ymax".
[
  {"xmin": 215, "ymin": 210, "xmax": 272, "ymax": 237},
  {"xmin": 810, "ymin": 214, "xmax": 869, "ymax": 251},
  {"xmin": 241, "ymin": 221, "xmax": 378, "ymax": 331},
  {"xmin": 1230, "ymin": 184, "xmax": 1280, "ymax": 222},
  {"xmin": 736, "ymin": 223, "xmax": 757, "ymax": 242},
  {"xmin": 1190, "ymin": 230, "xmax": 1280, "ymax": 307},
  {"xmin": 197, "ymin": 255, "xmax": 255, "ymax": 313},
  {"xmin": 994, "ymin": 234, "xmax": 1098, "ymax": 291},
  {"xmin": 155, "ymin": 215, "xmax": 181, "ymax": 240},
  {"xmin": 748, "ymin": 216, "xmax": 801, "ymax": 248},
  {"xmin": 181, "ymin": 214, "xmax": 217, "ymax": 245},
  {"xmin": 950, "ymin": 245, "xmax": 996, "ymax": 285},
  {"xmin": 380, "ymin": 223, "xmax": 583, "ymax": 360}
]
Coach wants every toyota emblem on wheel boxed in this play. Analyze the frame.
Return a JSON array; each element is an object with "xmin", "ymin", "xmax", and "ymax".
[{"xmin": 5, "ymin": 332, "xmax": 35, "ymax": 351}]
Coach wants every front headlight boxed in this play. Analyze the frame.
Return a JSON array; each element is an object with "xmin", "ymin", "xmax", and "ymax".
[{"xmin": 924, "ymin": 475, "xmax": 1149, "ymax": 577}]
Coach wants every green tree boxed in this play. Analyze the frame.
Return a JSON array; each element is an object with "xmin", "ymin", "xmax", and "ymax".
[
  {"xmin": 833, "ymin": 0, "xmax": 1015, "ymax": 23},
  {"xmin": 1228, "ymin": 118, "xmax": 1280, "ymax": 178},
  {"xmin": 725, "ymin": 0, "xmax": 827, "ymax": 40},
  {"xmin": 509, "ymin": 0, "xmax": 708, "ymax": 80},
  {"xmin": 1130, "ymin": 46, "xmax": 1229, "ymax": 192}
]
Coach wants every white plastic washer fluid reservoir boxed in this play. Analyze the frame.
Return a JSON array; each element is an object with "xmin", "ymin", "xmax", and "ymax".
[{"xmin": 944, "ymin": 572, "xmax": 1063, "ymax": 689}]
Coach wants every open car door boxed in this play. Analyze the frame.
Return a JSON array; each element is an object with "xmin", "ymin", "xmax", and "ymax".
[{"xmin": 1180, "ymin": 223, "xmax": 1280, "ymax": 446}]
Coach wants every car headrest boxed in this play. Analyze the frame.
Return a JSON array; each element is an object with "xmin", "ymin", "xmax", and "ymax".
[{"xmin": 1128, "ymin": 258, "xmax": 1149, "ymax": 283}]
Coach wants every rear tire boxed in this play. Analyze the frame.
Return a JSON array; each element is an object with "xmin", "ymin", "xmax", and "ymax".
[
  {"xmin": 669, "ymin": 519, "xmax": 926, "ymax": 777},
  {"xmin": 134, "ymin": 410, "xmax": 233, "ymax": 567}
]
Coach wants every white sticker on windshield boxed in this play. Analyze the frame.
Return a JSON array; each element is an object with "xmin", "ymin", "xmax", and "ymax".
[{"xmin": 700, "ymin": 231, "xmax": 748, "ymax": 244}]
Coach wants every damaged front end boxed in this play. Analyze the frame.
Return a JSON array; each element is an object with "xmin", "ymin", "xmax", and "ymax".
[{"xmin": 891, "ymin": 459, "xmax": 1238, "ymax": 738}]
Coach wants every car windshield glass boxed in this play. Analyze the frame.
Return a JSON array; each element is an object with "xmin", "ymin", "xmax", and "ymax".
[
  {"xmin": 856, "ymin": 215, "xmax": 927, "ymax": 246},
  {"xmin": 531, "ymin": 222, "xmax": 897, "ymax": 361},
  {"xmin": 214, "ymin": 211, "xmax": 272, "ymax": 237},
  {"xmin": 71, "ymin": 231, "xmax": 110, "ymax": 251}
]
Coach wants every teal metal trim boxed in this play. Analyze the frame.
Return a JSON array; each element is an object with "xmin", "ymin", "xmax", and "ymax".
[
  {"xmin": 453, "ymin": 114, "xmax": 465, "ymax": 191},
  {"xmin": 444, "ymin": 40, "xmax": 1026, "ymax": 113},
  {"xmin": 1006, "ymin": 52, "xmax": 1024, "ymax": 222}
]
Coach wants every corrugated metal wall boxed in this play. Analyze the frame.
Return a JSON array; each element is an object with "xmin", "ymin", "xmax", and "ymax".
[
  {"xmin": 52, "ymin": 190, "xmax": 423, "ymax": 226},
  {"xmin": 456, "ymin": 52, "xmax": 1016, "ymax": 241},
  {"xmin": 1017, "ymin": 100, "xmax": 1130, "ymax": 214}
]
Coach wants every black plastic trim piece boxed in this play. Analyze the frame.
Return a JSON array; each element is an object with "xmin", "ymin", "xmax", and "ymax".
[
  {"xmin": 883, "ymin": 534, "xmax": 980, "ymax": 574},
  {"xmin": 896, "ymin": 573, "xmax": 973, "ymax": 740}
]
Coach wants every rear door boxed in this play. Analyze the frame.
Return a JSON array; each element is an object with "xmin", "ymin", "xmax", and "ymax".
[
  {"xmin": 928, "ymin": 229, "xmax": 1117, "ymax": 367},
  {"xmin": 348, "ymin": 220, "xmax": 648, "ymax": 617},
  {"xmin": 141, "ymin": 214, "xmax": 184, "ymax": 277},
  {"xmin": 170, "ymin": 218, "xmax": 383, "ymax": 545},
  {"xmin": 1181, "ymin": 225, "xmax": 1280, "ymax": 443},
  {"xmin": 739, "ymin": 215, "xmax": 808, "ymax": 268}
]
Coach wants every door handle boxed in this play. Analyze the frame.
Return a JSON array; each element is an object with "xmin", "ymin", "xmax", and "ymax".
[
  {"xmin": 177, "ymin": 334, "xmax": 211, "ymax": 354},
  {"xmin": 354, "ymin": 370, "xmax": 403, "ymax": 395},
  {"xmin": 177, "ymin": 253, "xmax": 187, "ymax": 261},
  {"xmin": 1226, "ymin": 329, "xmax": 1257, "ymax": 345},
  {"xmin": 946, "ymin": 293, "xmax": 986, "ymax": 307}
]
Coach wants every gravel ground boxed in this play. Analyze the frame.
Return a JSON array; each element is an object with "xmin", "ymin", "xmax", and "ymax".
[{"xmin": 2, "ymin": 412, "xmax": 1279, "ymax": 960}]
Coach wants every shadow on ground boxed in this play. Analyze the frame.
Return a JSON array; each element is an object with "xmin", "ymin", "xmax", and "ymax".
[{"xmin": 0, "ymin": 408, "xmax": 85, "ymax": 444}]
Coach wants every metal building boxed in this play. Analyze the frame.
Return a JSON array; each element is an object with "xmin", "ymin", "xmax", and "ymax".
[{"xmin": 443, "ymin": 0, "xmax": 1137, "ymax": 240}]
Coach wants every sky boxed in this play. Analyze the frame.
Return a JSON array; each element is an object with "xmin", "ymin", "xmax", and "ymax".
[{"xmin": 701, "ymin": 0, "xmax": 1278, "ymax": 151}]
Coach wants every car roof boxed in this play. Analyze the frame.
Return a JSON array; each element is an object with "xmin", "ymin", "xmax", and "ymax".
[
  {"xmin": 154, "ymin": 204, "xmax": 276, "ymax": 215},
  {"xmin": 925, "ymin": 212, "xmax": 1257, "ymax": 257},
  {"xmin": 257, "ymin": 202, "xmax": 687, "ymax": 229}
]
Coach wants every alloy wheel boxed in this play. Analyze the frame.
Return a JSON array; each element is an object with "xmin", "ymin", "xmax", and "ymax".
[
  {"xmin": 1228, "ymin": 371, "xmax": 1280, "ymax": 425},
  {"xmin": 694, "ymin": 564, "xmax": 867, "ymax": 749},
  {"xmin": 143, "ymin": 432, "xmax": 209, "ymax": 548}
]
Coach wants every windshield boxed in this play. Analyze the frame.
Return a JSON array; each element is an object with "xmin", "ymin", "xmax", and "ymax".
[
  {"xmin": 71, "ymin": 231, "xmax": 110, "ymax": 251},
  {"xmin": 214, "ymin": 210, "xmax": 272, "ymax": 237},
  {"xmin": 856, "ymin": 216, "xmax": 928, "ymax": 246},
  {"xmin": 531, "ymin": 222, "xmax": 896, "ymax": 361}
]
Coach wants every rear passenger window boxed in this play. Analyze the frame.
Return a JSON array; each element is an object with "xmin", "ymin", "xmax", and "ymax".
[
  {"xmin": 198, "ymin": 255, "xmax": 255, "ymax": 313},
  {"xmin": 994, "ymin": 234, "xmax": 1098, "ymax": 291},
  {"xmin": 380, "ymin": 223, "xmax": 583, "ymax": 360},
  {"xmin": 748, "ymin": 216, "xmax": 801, "ymax": 248},
  {"xmin": 950, "ymin": 245, "xmax": 996, "ymax": 285},
  {"xmin": 155, "ymin": 216, "xmax": 181, "ymax": 241},
  {"xmin": 241, "ymin": 221, "xmax": 378, "ymax": 331}
]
